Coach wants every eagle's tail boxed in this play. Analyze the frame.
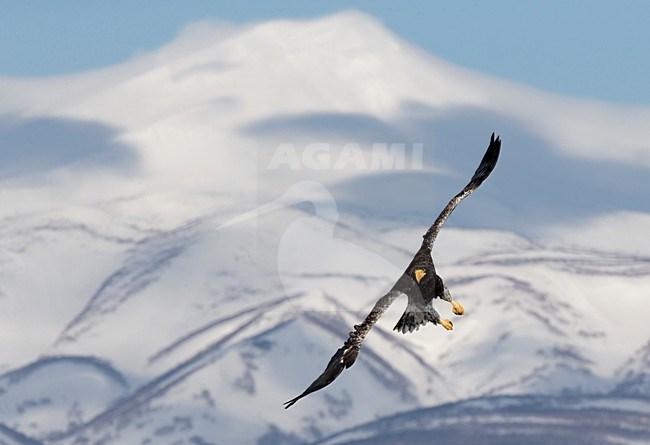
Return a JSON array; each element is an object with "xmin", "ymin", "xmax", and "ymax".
[{"xmin": 393, "ymin": 302, "xmax": 438, "ymax": 334}]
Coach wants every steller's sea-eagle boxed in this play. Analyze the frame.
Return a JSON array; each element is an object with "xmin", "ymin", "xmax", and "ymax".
[{"xmin": 284, "ymin": 132, "xmax": 501, "ymax": 408}]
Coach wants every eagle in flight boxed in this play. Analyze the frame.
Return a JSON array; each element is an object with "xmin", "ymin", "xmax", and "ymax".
[{"xmin": 284, "ymin": 133, "xmax": 502, "ymax": 408}]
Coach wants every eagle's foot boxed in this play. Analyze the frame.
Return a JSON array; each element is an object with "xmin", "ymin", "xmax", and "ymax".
[
  {"xmin": 438, "ymin": 319, "xmax": 453, "ymax": 330},
  {"xmin": 451, "ymin": 300, "xmax": 465, "ymax": 316}
]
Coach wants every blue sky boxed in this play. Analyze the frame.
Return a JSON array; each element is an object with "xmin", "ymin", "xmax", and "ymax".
[{"xmin": 1, "ymin": 0, "xmax": 648, "ymax": 105}]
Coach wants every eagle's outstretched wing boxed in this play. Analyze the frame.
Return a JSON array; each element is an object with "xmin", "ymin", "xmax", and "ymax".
[
  {"xmin": 283, "ymin": 288, "xmax": 403, "ymax": 409},
  {"xmin": 421, "ymin": 132, "xmax": 501, "ymax": 251},
  {"xmin": 284, "ymin": 133, "xmax": 501, "ymax": 409}
]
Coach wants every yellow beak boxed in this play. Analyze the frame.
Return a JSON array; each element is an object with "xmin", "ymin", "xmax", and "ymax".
[{"xmin": 414, "ymin": 269, "xmax": 426, "ymax": 283}]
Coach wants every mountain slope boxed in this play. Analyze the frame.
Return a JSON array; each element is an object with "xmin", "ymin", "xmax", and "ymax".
[{"xmin": 0, "ymin": 200, "xmax": 647, "ymax": 443}]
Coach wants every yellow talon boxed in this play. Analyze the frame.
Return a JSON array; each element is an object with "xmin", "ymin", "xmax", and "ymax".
[
  {"xmin": 451, "ymin": 301, "xmax": 465, "ymax": 316},
  {"xmin": 414, "ymin": 269, "xmax": 426, "ymax": 283},
  {"xmin": 439, "ymin": 319, "xmax": 453, "ymax": 331}
]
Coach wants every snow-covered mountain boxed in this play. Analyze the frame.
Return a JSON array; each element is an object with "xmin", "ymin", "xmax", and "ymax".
[{"xmin": 0, "ymin": 11, "xmax": 648, "ymax": 445}]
